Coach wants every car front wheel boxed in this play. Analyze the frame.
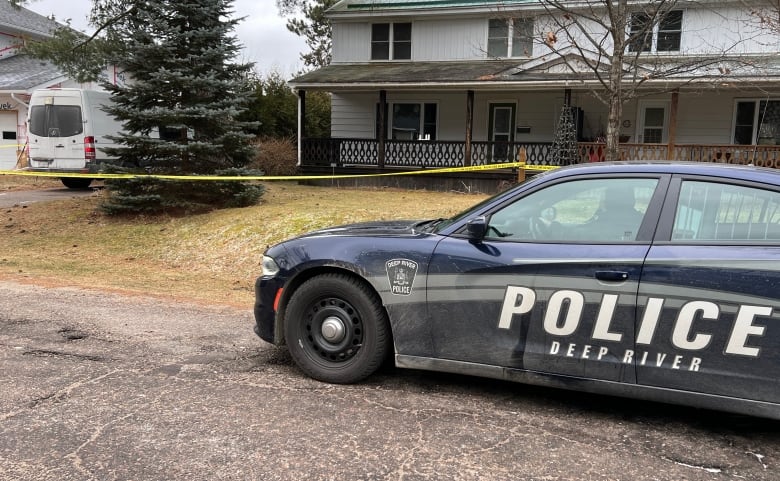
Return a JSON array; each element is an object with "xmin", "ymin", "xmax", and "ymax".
[{"xmin": 284, "ymin": 273, "xmax": 391, "ymax": 384}]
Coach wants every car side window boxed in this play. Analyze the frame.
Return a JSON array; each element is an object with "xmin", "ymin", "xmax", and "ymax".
[
  {"xmin": 672, "ymin": 181, "xmax": 780, "ymax": 241},
  {"xmin": 486, "ymin": 178, "xmax": 659, "ymax": 242}
]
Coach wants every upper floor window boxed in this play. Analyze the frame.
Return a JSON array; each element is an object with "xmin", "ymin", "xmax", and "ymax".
[
  {"xmin": 488, "ymin": 18, "xmax": 533, "ymax": 58},
  {"xmin": 371, "ymin": 23, "xmax": 412, "ymax": 60},
  {"xmin": 734, "ymin": 100, "xmax": 780, "ymax": 145},
  {"xmin": 628, "ymin": 10, "xmax": 682, "ymax": 53}
]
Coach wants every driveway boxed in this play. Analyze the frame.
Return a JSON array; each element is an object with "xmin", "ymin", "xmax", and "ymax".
[
  {"xmin": 0, "ymin": 280, "xmax": 777, "ymax": 480},
  {"xmin": 0, "ymin": 185, "xmax": 100, "ymax": 208}
]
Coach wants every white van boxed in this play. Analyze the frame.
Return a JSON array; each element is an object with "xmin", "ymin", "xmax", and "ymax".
[{"xmin": 27, "ymin": 88, "xmax": 123, "ymax": 189}]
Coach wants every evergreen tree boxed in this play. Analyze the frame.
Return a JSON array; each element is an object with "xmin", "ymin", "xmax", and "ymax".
[
  {"xmin": 277, "ymin": 0, "xmax": 336, "ymax": 70},
  {"xmin": 102, "ymin": 0, "xmax": 256, "ymax": 174}
]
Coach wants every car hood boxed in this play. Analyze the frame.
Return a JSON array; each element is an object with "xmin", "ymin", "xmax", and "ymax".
[{"xmin": 296, "ymin": 220, "xmax": 427, "ymax": 239}]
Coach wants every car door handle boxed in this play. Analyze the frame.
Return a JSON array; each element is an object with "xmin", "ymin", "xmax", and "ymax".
[{"xmin": 595, "ymin": 271, "xmax": 629, "ymax": 281}]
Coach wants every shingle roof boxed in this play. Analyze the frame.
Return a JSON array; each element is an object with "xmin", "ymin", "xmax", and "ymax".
[
  {"xmin": 291, "ymin": 60, "xmax": 521, "ymax": 87},
  {"xmin": 0, "ymin": 1, "xmax": 60, "ymax": 38},
  {"xmin": 0, "ymin": 54, "xmax": 64, "ymax": 91}
]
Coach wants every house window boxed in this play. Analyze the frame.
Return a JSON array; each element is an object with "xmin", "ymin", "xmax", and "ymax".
[
  {"xmin": 657, "ymin": 10, "xmax": 682, "ymax": 51},
  {"xmin": 628, "ymin": 10, "xmax": 682, "ymax": 53},
  {"xmin": 371, "ymin": 23, "xmax": 412, "ymax": 60},
  {"xmin": 376, "ymin": 102, "xmax": 438, "ymax": 140},
  {"xmin": 488, "ymin": 18, "xmax": 533, "ymax": 58},
  {"xmin": 734, "ymin": 100, "xmax": 780, "ymax": 145}
]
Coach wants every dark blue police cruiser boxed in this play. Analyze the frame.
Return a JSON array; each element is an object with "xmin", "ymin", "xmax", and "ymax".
[{"xmin": 255, "ymin": 162, "xmax": 780, "ymax": 419}]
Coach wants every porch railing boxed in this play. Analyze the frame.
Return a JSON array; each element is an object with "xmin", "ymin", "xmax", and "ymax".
[{"xmin": 302, "ymin": 138, "xmax": 780, "ymax": 169}]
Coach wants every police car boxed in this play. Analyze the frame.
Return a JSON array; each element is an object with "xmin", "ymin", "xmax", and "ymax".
[{"xmin": 254, "ymin": 162, "xmax": 780, "ymax": 419}]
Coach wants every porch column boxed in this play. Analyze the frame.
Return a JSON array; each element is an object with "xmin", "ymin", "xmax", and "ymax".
[
  {"xmin": 378, "ymin": 90, "xmax": 387, "ymax": 169},
  {"xmin": 667, "ymin": 90, "xmax": 679, "ymax": 160},
  {"xmin": 297, "ymin": 90, "xmax": 306, "ymax": 167},
  {"xmin": 465, "ymin": 90, "xmax": 474, "ymax": 167}
]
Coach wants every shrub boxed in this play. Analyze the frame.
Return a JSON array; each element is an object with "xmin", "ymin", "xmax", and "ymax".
[
  {"xmin": 100, "ymin": 167, "xmax": 265, "ymax": 216},
  {"xmin": 249, "ymin": 137, "xmax": 298, "ymax": 176}
]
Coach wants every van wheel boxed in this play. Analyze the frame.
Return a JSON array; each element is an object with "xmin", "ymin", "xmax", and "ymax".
[{"xmin": 60, "ymin": 178, "xmax": 93, "ymax": 189}]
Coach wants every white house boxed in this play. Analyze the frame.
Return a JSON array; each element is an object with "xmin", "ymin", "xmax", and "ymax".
[
  {"xmin": 0, "ymin": 2, "xmax": 117, "ymax": 170},
  {"xmin": 291, "ymin": 0, "xmax": 780, "ymax": 170}
]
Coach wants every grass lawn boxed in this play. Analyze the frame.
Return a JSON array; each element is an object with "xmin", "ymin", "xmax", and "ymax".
[
  {"xmin": 0, "ymin": 179, "xmax": 489, "ymax": 307},
  {"xmin": 0, "ymin": 174, "xmax": 61, "ymax": 192}
]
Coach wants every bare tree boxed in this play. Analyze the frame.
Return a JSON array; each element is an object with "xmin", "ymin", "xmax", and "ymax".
[
  {"xmin": 747, "ymin": 0, "xmax": 780, "ymax": 33},
  {"xmin": 529, "ymin": 1, "xmax": 750, "ymax": 160}
]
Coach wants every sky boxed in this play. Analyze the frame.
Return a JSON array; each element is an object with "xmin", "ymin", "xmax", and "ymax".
[{"xmin": 25, "ymin": 0, "xmax": 309, "ymax": 77}]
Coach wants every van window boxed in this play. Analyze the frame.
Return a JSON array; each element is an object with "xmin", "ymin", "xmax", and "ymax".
[{"xmin": 29, "ymin": 105, "xmax": 83, "ymax": 137}]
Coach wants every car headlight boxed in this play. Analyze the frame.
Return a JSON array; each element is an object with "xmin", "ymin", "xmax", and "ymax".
[{"xmin": 261, "ymin": 255, "xmax": 280, "ymax": 277}]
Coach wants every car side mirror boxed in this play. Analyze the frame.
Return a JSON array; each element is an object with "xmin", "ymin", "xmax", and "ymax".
[{"xmin": 467, "ymin": 216, "xmax": 488, "ymax": 241}]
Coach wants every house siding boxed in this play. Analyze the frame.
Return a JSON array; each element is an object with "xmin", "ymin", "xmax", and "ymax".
[
  {"xmin": 331, "ymin": 88, "xmax": 780, "ymax": 147},
  {"xmin": 332, "ymin": 22, "xmax": 371, "ymax": 64},
  {"xmin": 303, "ymin": 1, "xmax": 780, "ymax": 171},
  {"xmin": 674, "ymin": 94, "xmax": 732, "ymax": 144},
  {"xmin": 413, "ymin": 18, "xmax": 486, "ymax": 61},
  {"xmin": 331, "ymin": 5, "xmax": 778, "ymax": 64},
  {"xmin": 331, "ymin": 93, "xmax": 376, "ymax": 138},
  {"xmin": 683, "ymin": 7, "xmax": 773, "ymax": 54}
]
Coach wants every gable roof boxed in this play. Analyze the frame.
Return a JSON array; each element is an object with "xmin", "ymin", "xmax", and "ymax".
[{"xmin": 0, "ymin": 1, "xmax": 60, "ymax": 39}]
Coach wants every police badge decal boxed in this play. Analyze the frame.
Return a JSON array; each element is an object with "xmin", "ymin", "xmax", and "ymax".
[{"xmin": 386, "ymin": 259, "xmax": 418, "ymax": 296}]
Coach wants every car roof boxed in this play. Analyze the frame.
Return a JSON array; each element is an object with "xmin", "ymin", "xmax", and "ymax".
[{"xmin": 539, "ymin": 161, "xmax": 780, "ymax": 185}]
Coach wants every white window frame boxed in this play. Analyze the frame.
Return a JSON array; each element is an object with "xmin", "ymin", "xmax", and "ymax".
[
  {"xmin": 627, "ymin": 9, "xmax": 683, "ymax": 53},
  {"xmin": 636, "ymin": 100, "xmax": 671, "ymax": 144},
  {"xmin": 732, "ymin": 98, "xmax": 780, "ymax": 145},
  {"xmin": 487, "ymin": 18, "xmax": 534, "ymax": 59},
  {"xmin": 370, "ymin": 22, "xmax": 412, "ymax": 61},
  {"xmin": 376, "ymin": 101, "xmax": 439, "ymax": 140}
]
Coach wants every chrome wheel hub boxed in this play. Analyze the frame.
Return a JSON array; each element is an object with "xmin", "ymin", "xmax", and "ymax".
[{"xmin": 321, "ymin": 316, "xmax": 346, "ymax": 342}]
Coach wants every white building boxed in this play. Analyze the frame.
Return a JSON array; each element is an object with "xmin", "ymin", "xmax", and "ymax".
[
  {"xmin": 291, "ymin": 0, "xmax": 780, "ymax": 170},
  {"xmin": 0, "ymin": 1, "xmax": 111, "ymax": 170}
]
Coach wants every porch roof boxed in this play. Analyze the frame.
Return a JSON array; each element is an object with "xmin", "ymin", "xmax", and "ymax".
[
  {"xmin": 291, "ymin": 57, "xmax": 780, "ymax": 92},
  {"xmin": 289, "ymin": 60, "xmax": 590, "ymax": 90}
]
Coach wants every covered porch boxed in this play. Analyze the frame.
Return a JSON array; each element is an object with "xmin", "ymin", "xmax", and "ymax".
[{"xmin": 291, "ymin": 60, "xmax": 780, "ymax": 175}]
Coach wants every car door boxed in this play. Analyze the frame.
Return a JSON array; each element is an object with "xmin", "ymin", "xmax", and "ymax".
[
  {"xmin": 426, "ymin": 174, "xmax": 669, "ymax": 383},
  {"xmin": 637, "ymin": 175, "xmax": 780, "ymax": 403}
]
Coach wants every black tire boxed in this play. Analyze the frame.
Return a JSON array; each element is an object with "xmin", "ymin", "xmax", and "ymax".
[
  {"xmin": 284, "ymin": 273, "xmax": 391, "ymax": 384},
  {"xmin": 60, "ymin": 177, "xmax": 93, "ymax": 189}
]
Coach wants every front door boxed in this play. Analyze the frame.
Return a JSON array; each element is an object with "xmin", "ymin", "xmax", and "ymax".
[
  {"xmin": 488, "ymin": 103, "xmax": 515, "ymax": 162},
  {"xmin": 637, "ymin": 101, "xmax": 669, "ymax": 144}
]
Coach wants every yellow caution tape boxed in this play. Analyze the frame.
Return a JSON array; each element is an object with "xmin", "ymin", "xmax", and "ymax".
[
  {"xmin": 520, "ymin": 163, "xmax": 559, "ymax": 172},
  {"xmin": 0, "ymin": 161, "xmax": 558, "ymax": 181}
]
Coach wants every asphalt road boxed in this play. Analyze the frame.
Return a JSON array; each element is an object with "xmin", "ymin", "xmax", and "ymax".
[{"xmin": 1, "ymin": 280, "xmax": 778, "ymax": 481}]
